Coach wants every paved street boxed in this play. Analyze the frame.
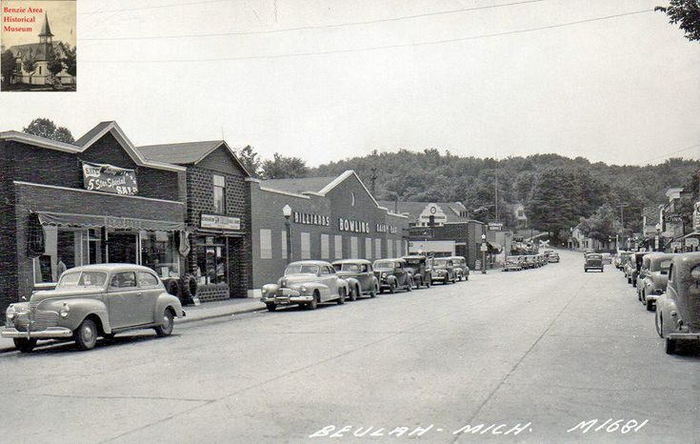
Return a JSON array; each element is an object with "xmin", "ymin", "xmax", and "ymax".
[{"xmin": 1, "ymin": 249, "xmax": 698, "ymax": 443}]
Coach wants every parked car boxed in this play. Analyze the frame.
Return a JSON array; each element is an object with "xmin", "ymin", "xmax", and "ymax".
[
  {"xmin": 548, "ymin": 251, "xmax": 560, "ymax": 263},
  {"xmin": 639, "ymin": 253, "xmax": 674, "ymax": 311},
  {"xmin": 261, "ymin": 261, "xmax": 349, "ymax": 311},
  {"xmin": 521, "ymin": 255, "xmax": 536, "ymax": 269},
  {"xmin": 655, "ymin": 252, "xmax": 700, "ymax": 354},
  {"xmin": 446, "ymin": 256, "xmax": 470, "ymax": 281},
  {"xmin": 401, "ymin": 255, "xmax": 432, "ymax": 288},
  {"xmin": 584, "ymin": 253, "xmax": 604, "ymax": 272},
  {"xmin": 503, "ymin": 256, "xmax": 523, "ymax": 271},
  {"xmin": 601, "ymin": 252, "xmax": 612, "ymax": 265},
  {"xmin": 430, "ymin": 257, "xmax": 457, "ymax": 284},
  {"xmin": 2, "ymin": 264, "xmax": 185, "ymax": 352},
  {"xmin": 373, "ymin": 258, "xmax": 414, "ymax": 293},
  {"xmin": 332, "ymin": 259, "xmax": 379, "ymax": 300}
]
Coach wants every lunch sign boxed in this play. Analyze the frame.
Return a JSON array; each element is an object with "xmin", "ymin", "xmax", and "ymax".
[{"xmin": 82, "ymin": 162, "xmax": 138, "ymax": 196}]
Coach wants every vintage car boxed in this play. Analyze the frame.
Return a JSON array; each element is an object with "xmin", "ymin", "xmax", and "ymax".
[
  {"xmin": 401, "ymin": 255, "xmax": 432, "ymax": 288},
  {"xmin": 446, "ymin": 256, "xmax": 470, "ymax": 281},
  {"xmin": 617, "ymin": 251, "xmax": 632, "ymax": 271},
  {"xmin": 548, "ymin": 251, "xmax": 560, "ymax": 263},
  {"xmin": 523, "ymin": 255, "xmax": 538, "ymax": 269},
  {"xmin": 601, "ymin": 252, "xmax": 612, "ymax": 265},
  {"xmin": 503, "ymin": 256, "xmax": 523, "ymax": 271},
  {"xmin": 261, "ymin": 261, "xmax": 349, "ymax": 311},
  {"xmin": 332, "ymin": 259, "xmax": 379, "ymax": 300},
  {"xmin": 654, "ymin": 252, "xmax": 700, "ymax": 354},
  {"xmin": 2, "ymin": 264, "xmax": 185, "ymax": 353},
  {"xmin": 584, "ymin": 253, "xmax": 604, "ymax": 272},
  {"xmin": 430, "ymin": 257, "xmax": 457, "ymax": 284},
  {"xmin": 638, "ymin": 253, "xmax": 674, "ymax": 311},
  {"xmin": 373, "ymin": 258, "xmax": 413, "ymax": 293}
]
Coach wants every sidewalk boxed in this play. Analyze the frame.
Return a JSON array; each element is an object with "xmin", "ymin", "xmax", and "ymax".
[{"xmin": 177, "ymin": 297, "xmax": 265, "ymax": 324}]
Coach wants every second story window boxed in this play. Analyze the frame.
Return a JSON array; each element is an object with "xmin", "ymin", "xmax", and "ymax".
[{"xmin": 213, "ymin": 174, "xmax": 226, "ymax": 213}]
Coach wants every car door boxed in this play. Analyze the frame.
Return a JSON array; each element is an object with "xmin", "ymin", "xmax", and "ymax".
[
  {"xmin": 394, "ymin": 262, "xmax": 406, "ymax": 286},
  {"xmin": 319, "ymin": 266, "xmax": 336, "ymax": 301},
  {"xmin": 357, "ymin": 263, "xmax": 370, "ymax": 292},
  {"xmin": 137, "ymin": 271, "xmax": 162, "ymax": 322},
  {"xmin": 108, "ymin": 271, "xmax": 150, "ymax": 328}
]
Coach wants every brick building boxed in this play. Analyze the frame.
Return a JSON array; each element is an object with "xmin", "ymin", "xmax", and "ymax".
[
  {"xmin": 250, "ymin": 171, "xmax": 409, "ymax": 291},
  {"xmin": 407, "ymin": 221, "xmax": 486, "ymax": 269},
  {"xmin": 0, "ymin": 122, "xmax": 187, "ymax": 320},
  {"xmin": 136, "ymin": 141, "xmax": 253, "ymax": 301}
]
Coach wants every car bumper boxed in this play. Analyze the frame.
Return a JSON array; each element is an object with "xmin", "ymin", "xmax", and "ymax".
[
  {"xmin": 261, "ymin": 290, "xmax": 313, "ymax": 305},
  {"xmin": 1, "ymin": 327, "xmax": 73, "ymax": 339},
  {"xmin": 668, "ymin": 332, "xmax": 700, "ymax": 341}
]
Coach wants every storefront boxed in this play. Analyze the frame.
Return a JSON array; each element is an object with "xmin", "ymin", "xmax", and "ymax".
[
  {"xmin": 250, "ymin": 171, "xmax": 409, "ymax": 291},
  {"xmin": 137, "ymin": 140, "xmax": 252, "ymax": 301},
  {"xmin": 0, "ymin": 122, "xmax": 187, "ymax": 319}
]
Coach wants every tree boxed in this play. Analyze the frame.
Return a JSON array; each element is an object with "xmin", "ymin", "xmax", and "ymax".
[
  {"xmin": 261, "ymin": 153, "xmax": 308, "ymax": 179},
  {"xmin": 578, "ymin": 204, "xmax": 621, "ymax": 243},
  {"xmin": 1, "ymin": 50, "xmax": 16, "ymax": 86},
  {"xmin": 237, "ymin": 145, "xmax": 261, "ymax": 177},
  {"xmin": 48, "ymin": 56, "xmax": 64, "ymax": 77},
  {"xmin": 63, "ymin": 44, "xmax": 77, "ymax": 77},
  {"xmin": 23, "ymin": 118, "xmax": 75, "ymax": 143},
  {"xmin": 656, "ymin": 0, "xmax": 700, "ymax": 41}
]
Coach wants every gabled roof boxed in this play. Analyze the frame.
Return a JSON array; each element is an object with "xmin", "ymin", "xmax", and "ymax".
[
  {"xmin": 0, "ymin": 121, "xmax": 185, "ymax": 173},
  {"xmin": 39, "ymin": 13, "xmax": 53, "ymax": 37},
  {"xmin": 260, "ymin": 176, "xmax": 338, "ymax": 195},
  {"xmin": 377, "ymin": 200, "xmax": 470, "ymax": 223},
  {"xmin": 135, "ymin": 140, "xmax": 251, "ymax": 176}
]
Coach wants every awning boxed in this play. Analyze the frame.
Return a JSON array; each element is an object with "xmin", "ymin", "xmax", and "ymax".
[
  {"xmin": 36, "ymin": 211, "xmax": 185, "ymax": 232},
  {"xmin": 487, "ymin": 242, "xmax": 503, "ymax": 253}
]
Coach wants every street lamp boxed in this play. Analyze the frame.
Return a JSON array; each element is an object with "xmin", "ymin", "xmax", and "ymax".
[
  {"xmin": 481, "ymin": 233, "xmax": 487, "ymax": 274},
  {"xmin": 283, "ymin": 204, "xmax": 293, "ymax": 263}
]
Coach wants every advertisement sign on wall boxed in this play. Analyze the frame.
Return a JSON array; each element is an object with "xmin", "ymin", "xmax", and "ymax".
[{"xmin": 82, "ymin": 162, "xmax": 138, "ymax": 196}]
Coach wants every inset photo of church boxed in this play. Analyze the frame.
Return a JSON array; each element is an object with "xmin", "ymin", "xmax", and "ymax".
[{"xmin": 1, "ymin": 0, "xmax": 76, "ymax": 91}]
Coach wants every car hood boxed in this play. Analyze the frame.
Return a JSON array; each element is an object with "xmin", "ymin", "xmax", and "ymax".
[
  {"xmin": 335, "ymin": 271, "xmax": 359, "ymax": 278},
  {"xmin": 374, "ymin": 267, "xmax": 394, "ymax": 273},
  {"xmin": 30, "ymin": 287, "xmax": 104, "ymax": 304},
  {"xmin": 280, "ymin": 274, "xmax": 318, "ymax": 287}
]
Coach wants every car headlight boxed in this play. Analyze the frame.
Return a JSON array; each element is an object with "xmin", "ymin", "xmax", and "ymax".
[
  {"xmin": 6, "ymin": 304, "xmax": 16, "ymax": 320},
  {"xmin": 381, "ymin": 272, "xmax": 387, "ymax": 278},
  {"xmin": 60, "ymin": 303, "xmax": 70, "ymax": 318},
  {"xmin": 300, "ymin": 286, "xmax": 307, "ymax": 293},
  {"xmin": 691, "ymin": 265, "xmax": 700, "ymax": 280}
]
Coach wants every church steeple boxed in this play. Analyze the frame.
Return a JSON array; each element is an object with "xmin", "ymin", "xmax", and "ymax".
[{"xmin": 39, "ymin": 12, "xmax": 53, "ymax": 44}]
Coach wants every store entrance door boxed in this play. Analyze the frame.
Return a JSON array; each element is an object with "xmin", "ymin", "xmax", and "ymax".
[{"xmin": 108, "ymin": 232, "xmax": 138, "ymax": 264}]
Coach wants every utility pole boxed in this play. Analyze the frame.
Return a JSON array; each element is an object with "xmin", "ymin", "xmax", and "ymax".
[{"xmin": 370, "ymin": 167, "xmax": 377, "ymax": 196}]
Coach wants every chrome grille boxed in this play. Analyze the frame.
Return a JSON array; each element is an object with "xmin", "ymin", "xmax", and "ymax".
[{"xmin": 12, "ymin": 310, "xmax": 59, "ymax": 332}]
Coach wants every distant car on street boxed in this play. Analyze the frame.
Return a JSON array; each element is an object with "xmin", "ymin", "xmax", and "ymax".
[
  {"xmin": 629, "ymin": 252, "xmax": 648, "ymax": 287},
  {"xmin": 2, "ymin": 264, "xmax": 185, "ymax": 352},
  {"xmin": 655, "ymin": 252, "xmax": 700, "ymax": 354},
  {"xmin": 548, "ymin": 251, "xmax": 560, "ymax": 263},
  {"xmin": 503, "ymin": 256, "xmax": 523, "ymax": 271},
  {"xmin": 584, "ymin": 253, "xmax": 604, "ymax": 272},
  {"xmin": 600, "ymin": 252, "xmax": 612, "ymax": 265},
  {"xmin": 638, "ymin": 253, "xmax": 674, "ymax": 311},
  {"xmin": 401, "ymin": 255, "xmax": 432, "ymax": 288},
  {"xmin": 430, "ymin": 257, "xmax": 457, "ymax": 284},
  {"xmin": 261, "ymin": 261, "xmax": 349, "ymax": 311},
  {"xmin": 373, "ymin": 259, "xmax": 413, "ymax": 293},
  {"xmin": 332, "ymin": 259, "xmax": 379, "ymax": 300},
  {"xmin": 446, "ymin": 256, "xmax": 470, "ymax": 281}
]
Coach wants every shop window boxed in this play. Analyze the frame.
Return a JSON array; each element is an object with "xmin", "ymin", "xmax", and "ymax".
[
  {"xmin": 395, "ymin": 240, "xmax": 401, "ymax": 256},
  {"xmin": 387, "ymin": 239, "xmax": 393, "ymax": 258},
  {"xmin": 350, "ymin": 236, "xmax": 358, "ymax": 259},
  {"xmin": 281, "ymin": 230, "xmax": 288, "ymax": 259},
  {"xmin": 33, "ymin": 227, "xmax": 88, "ymax": 284},
  {"xmin": 260, "ymin": 229, "xmax": 272, "ymax": 259},
  {"xmin": 375, "ymin": 238, "xmax": 382, "ymax": 259},
  {"xmin": 301, "ymin": 232, "xmax": 311, "ymax": 259},
  {"xmin": 195, "ymin": 239, "xmax": 228, "ymax": 285},
  {"xmin": 334, "ymin": 235, "xmax": 343, "ymax": 259},
  {"xmin": 321, "ymin": 234, "xmax": 329, "ymax": 259},
  {"xmin": 365, "ymin": 238, "xmax": 372, "ymax": 259},
  {"xmin": 213, "ymin": 174, "xmax": 226, "ymax": 213},
  {"xmin": 141, "ymin": 231, "xmax": 179, "ymax": 278}
]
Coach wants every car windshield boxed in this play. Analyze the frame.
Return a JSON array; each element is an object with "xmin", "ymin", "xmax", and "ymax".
[
  {"xmin": 374, "ymin": 260, "xmax": 394, "ymax": 268},
  {"xmin": 656, "ymin": 259, "xmax": 672, "ymax": 273},
  {"xmin": 336, "ymin": 263, "xmax": 360, "ymax": 272},
  {"xmin": 285, "ymin": 264, "xmax": 319, "ymax": 275},
  {"xmin": 404, "ymin": 259, "xmax": 422, "ymax": 266},
  {"xmin": 57, "ymin": 271, "xmax": 108, "ymax": 288},
  {"xmin": 433, "ymin": 259, "xmax": 448, "ymax": 266},
  {"xmin": 588, "ymin": 254, "xmax": 602, "ymax": 260}
]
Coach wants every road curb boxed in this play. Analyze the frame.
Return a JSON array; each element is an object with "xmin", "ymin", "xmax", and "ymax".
[{"xmin": 175, "ymin": 305, "xmax": 266, "ymax": 325}]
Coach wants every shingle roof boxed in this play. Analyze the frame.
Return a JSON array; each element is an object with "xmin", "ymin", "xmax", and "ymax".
[
  {"xmin": 75, "ymin": 121, "xmax": 113, "ymax": 146},
  {"xmin": 261, "ymin": 176, "xmax": 337, "ymax": 195},
  {"xmin": 136, "ymin": 141, "xmax": 225, "ymax": 165},
  {"xmin": 8, "ymin": 42, "xmax": 66, "ymax": 62},
  {"xmin": 377, "ymin": 201, "xmax": 470, "ymax": 223}
]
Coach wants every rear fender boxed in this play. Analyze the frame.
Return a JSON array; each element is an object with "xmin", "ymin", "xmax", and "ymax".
[{"xmin": 154, "ymin": 292, "xmax": 185, "ymax": 319}]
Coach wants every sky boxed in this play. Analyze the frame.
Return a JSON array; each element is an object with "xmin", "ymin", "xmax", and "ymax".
[{"xmin": 0, "ymin": 0, "xmax": 698, "ymax": 167}]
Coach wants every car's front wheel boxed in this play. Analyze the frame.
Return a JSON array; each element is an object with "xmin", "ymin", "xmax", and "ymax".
[
  {"xmin": 308, "ymin": 293, "xmax": 319, "ymax": 309},
  {"xmin": 337, "ymin": 288, "xmax": 346, "ymax": 305},
  {"xmin": 389, "ymin": 282, "xmax": 396, "ymax": 294},
  {"xmin": 75, "ymin": 318, "xmax": 98, "ymax": 351},
  {"xmin": 155, "ymin": 309, "xmax": 175, "ymax": 337},
  {"xmin": 14, "ymin": 338, "xmax": 36, "ymax": 353},
  {"xmin": 665, "ymin": 338, "xmax": 677, "ymax": 355}
]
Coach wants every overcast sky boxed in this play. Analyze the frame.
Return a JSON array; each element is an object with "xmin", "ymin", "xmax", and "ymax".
[{"xmin": 0, "ymin": 0, "xmax": 698, "ymax": 166}]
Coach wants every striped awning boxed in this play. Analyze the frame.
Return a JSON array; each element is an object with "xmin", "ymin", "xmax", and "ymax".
[{"xmin": 36, "ymin": 211, "xmax": 185, "ymax": 231}]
